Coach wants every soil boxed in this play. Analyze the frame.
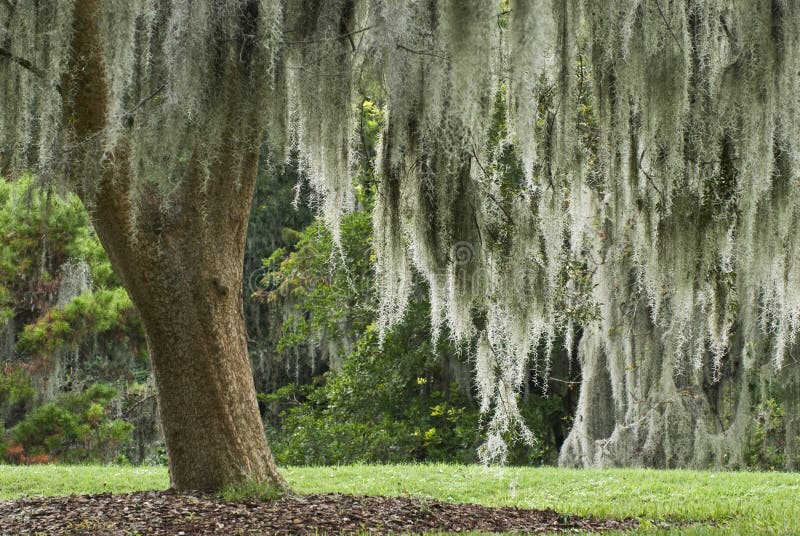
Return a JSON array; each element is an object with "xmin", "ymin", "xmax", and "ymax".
[{"xmin": 0, "ymin": 490, "xmax": 642, "ymax": 535}]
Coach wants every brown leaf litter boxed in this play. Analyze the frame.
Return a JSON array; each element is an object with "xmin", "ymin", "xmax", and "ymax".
[{"xmin": 0, "ymin": 490, "xmax": 642, "ymax": 534}]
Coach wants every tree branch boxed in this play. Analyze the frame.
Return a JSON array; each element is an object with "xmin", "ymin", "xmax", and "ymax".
[
  {"xmin": 655, "ymin": 0, "xmax": 685, "ymax": 55},
  {"xmin": 396, "ymin": 43, "xmax": 449, "ymax": 62},
  {"xmin": 470, "ymin": 146, "xmax": 514, "ymax": 226},
  {"xmin": 122, "ymin": 393, "xmax": 157, "ymax": 418},
  {"xmin": 0, "ymin": 46, "xmax": 45, "ymax": 78},
  {"xmin": 0, "ymin": 46, "xmax": 61, "ymax": 94},
  {"xmin": 57, "ymin": 83, "xmax": 167, "ymax": 156},
  {"xmin": 638, "ymin": 148, "xmax": 665, "ymax": 203},
  {"xmin": 286, "ymin": 25, "xmax": 374, "ymax": 45},
  {"xmin": 123, "ymin": 83, "xmax": 166, "ymax": 118}
]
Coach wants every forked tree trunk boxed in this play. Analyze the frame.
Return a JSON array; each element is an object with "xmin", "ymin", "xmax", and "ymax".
[{"xmin": 64, "ymin": 0, "xmax": 286, "ymax": 490}]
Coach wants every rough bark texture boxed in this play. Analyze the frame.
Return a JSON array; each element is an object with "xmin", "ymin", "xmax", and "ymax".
[{"xmin": 62, "ymin": 0, "xmax": 285, "ymax": 490}]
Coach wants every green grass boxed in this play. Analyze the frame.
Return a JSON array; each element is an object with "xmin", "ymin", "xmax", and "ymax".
[
  {"xmin": 218, "ymin": 479, "xmax": 285, "ymax": 502},
  {"xmin": 1, "ymin": 464, "xmax": 798, "ymax": 534},
  {"xmin": 0, "ymin": 464, "xmax": 167, "ymax": 498}
]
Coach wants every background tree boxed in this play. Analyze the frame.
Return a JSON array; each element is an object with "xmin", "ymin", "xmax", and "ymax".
[{"xmin": 0, "ymin": 175, "xmax": 156, "ymax": 466}]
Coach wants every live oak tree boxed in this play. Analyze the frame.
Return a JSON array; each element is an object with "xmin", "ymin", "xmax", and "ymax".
[
  {"xmin": 1, "ymin": 0, "xmax": 287, "ymax": 490},
  {"xmin": 3, "ymin": 0, "xmax": 800, "ymax": 489}
]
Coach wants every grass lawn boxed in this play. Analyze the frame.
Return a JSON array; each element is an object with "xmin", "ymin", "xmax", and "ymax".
[{"xmin": 0, "ymin": 463, "xmax": 797, "ymax": 534}]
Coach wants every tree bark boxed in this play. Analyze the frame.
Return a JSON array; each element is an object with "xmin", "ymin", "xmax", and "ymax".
[
  {"xmin": 63, "ymin": 0, "xmax": 286, "ymax": 490},
  {"xmin": 112, "ymin": 196, "xmax": 288, "ymax": 491}
]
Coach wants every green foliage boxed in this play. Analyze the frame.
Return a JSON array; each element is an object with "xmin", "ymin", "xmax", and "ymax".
[
  {"xmin": 0, "ymin": 176, "xmax": 148, "ymax": 463},
  {"xmin": 258, "ymin": 211, "xmax": 375, "ymax": 355},
  {"xmin": 3, "ymin": 383, "xmax": 132, "ymax": 464},
  {"xmin": 745, "ymin": 398, "xmax": 786, "ymax": 470},
  {"xmin": 255, "ymin": 93, "xmax": 576, "ymax": 467},
  {"xmin": 260, "ymin": 193, "xmax": 566, "ymax": 465},
  {"xmin": 258, "ymin": 161, "xmax": 489, "ymax": 464},
  {"xmin": 266, "ymin": 317, "xmax": 483, "ymax": 465},
  {"xmin": 0, "ymin": 366, "xmax": 35, "ymax": 406},
  {"xmin": 260, "ymin": 192, "xmax": 485, "ymax": 463},
  {"xmin": 256, "ymin": 98, "xmax": 384, "ymax": 358},
  {"xmin": 0, "ymin": 177, "xmax": 118, "ymax": 317},
  {"xmin": 17, "ymin": 288, "xmax": 142, "ymax": 357},
  {"xmin": 0, "ymin": 176, "xmax": 139, "ymax": 362}
]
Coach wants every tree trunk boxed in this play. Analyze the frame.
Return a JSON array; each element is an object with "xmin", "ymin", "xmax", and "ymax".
[
  {"xmin": 63, "ymin": 0, "xmax": 286, "ymax": 490},
  {"xmin": 111, "ymin": 210, "xmax": 287, "ymax": 491},
  {"xmin": 93, "ymin": 161, "xmax": 287, "ymax": 491}
]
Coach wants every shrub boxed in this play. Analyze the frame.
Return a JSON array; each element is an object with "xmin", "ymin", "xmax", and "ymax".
[{"xmin": 265, "ymin": 311, "xmax": 485, "ymax": 465}]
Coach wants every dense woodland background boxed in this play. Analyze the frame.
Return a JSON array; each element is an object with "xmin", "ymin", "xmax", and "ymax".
[{"xmin": 0, "ymin": 94, "xmax": 794, "ymax": 471}]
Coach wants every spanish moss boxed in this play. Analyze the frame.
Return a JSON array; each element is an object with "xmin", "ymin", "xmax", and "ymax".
[{"xmin": 3, "ymin": 0, "xmax": 799, "ymax": 468}]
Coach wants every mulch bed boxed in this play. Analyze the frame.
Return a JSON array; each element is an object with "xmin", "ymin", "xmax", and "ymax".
[{"xmin": 0, "ymin": 490, "xmax": 641, "ymax": 535}]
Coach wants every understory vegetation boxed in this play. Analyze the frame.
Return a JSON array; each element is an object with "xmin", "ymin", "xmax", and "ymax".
[
  {"xmin": 2, "ymin": 464, "xmax": 798, "ymax": 534},
  {"xmin": 0, "ymin": 176, "xmax": 150, "ymax": 465},
  {"xmin": 0, "ymin": 160, "xmax": 574, "ymax": 467},
  {"xmin": 0, "ymin": 96, "xmax": 580, "ymax": 467},
  {"xmin": 257, "ymin": 181, "xmax": 572, "ymax": 466}
]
